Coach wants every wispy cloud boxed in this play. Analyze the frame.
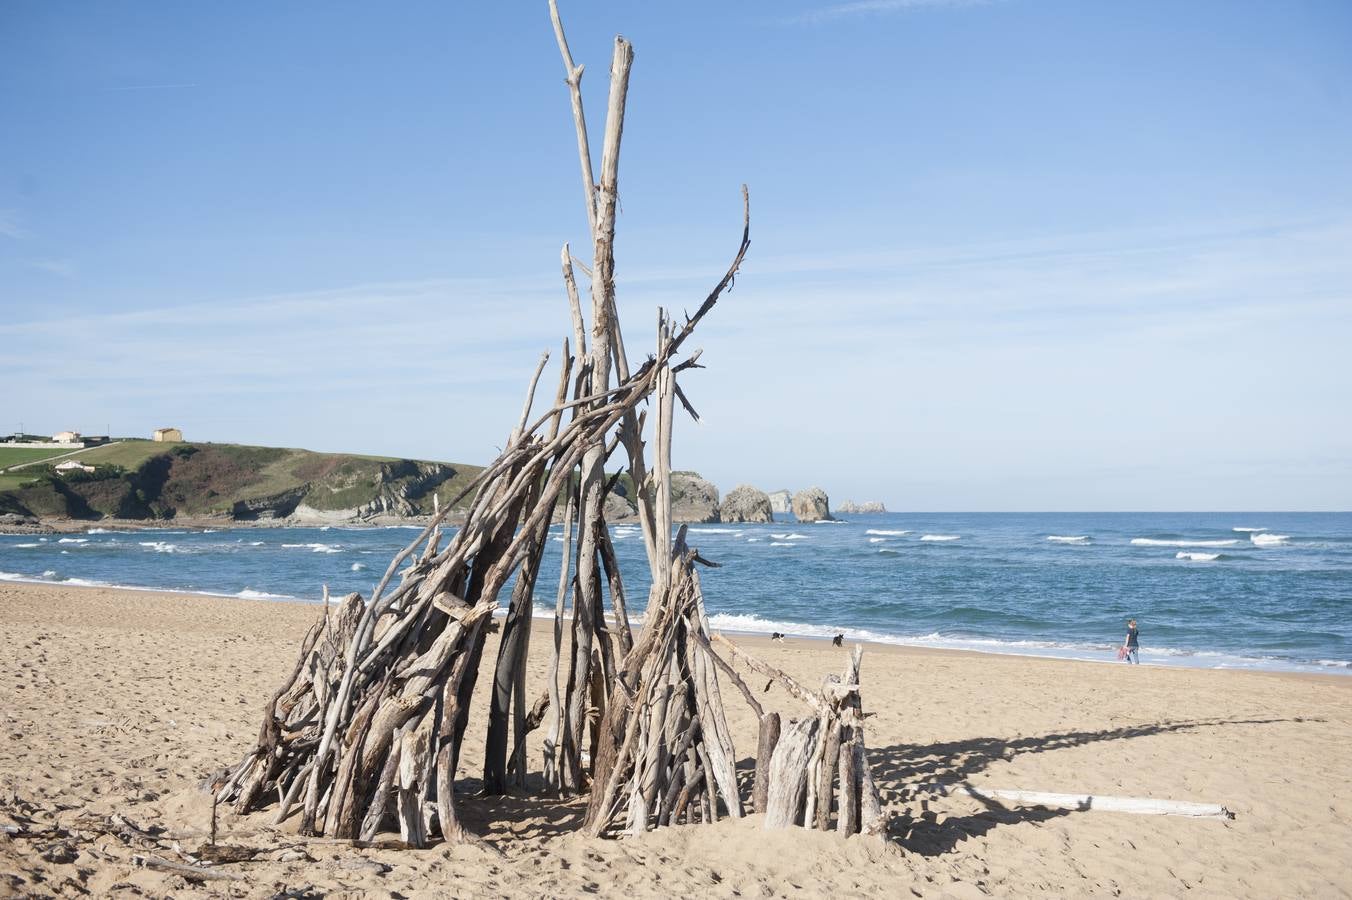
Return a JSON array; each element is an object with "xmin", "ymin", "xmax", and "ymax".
[
  {"xmin": 100, "ymin": 82, "xmax": 199, "ymax": 92},
  {"xmin": 784, "ymin": 0, "xmax": 993, "ymax": 26},
  {"xmin": 0, "ymin": 209, "xmax": 26, "ymax": 239},
  {"xmin": 27, "ymin": 258, "xmax": 77, "ymax": 279}
]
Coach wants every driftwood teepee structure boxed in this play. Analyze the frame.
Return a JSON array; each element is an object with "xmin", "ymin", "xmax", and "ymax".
[{"xmin": 211, "ymin": 2, "xmax": 885, "ymax": 847}]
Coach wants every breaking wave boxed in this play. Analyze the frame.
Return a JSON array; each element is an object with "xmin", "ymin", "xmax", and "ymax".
[
  {"xmin": 139, "ymin": 541, "xmax": 179, "ymax": 553},
  {"xmin": 1130, "ymin": 538, "xmax": 1239, "ymax": 548},
  {"xmin": 57, "ymin": 538, "xmax": 88, "ymax": 544},
  {"xmin": 1251, "ymin": 533, "xmax": 1290, "ymax": 547},
  {"xmin": 1047, "ymin": 535, "xmax": 1089, "ymax": 544},
  {"xmin": 865, "ymin": 529, "xmax": 910, "ymax": 536},
  {"xmin": 1233, "ymin": 526, "xmax": 1267, "ymax": 533},
  {"xmin": 921, "ymin": 534, "xmax": 961, "ymax": 542},
  {"xmin": 282, "ymin": 543, "xmax": 343, "ymax": 554},
  {"xmin": 1176, "ymin": 551, "xmax": 1221, "ymax": 561}
]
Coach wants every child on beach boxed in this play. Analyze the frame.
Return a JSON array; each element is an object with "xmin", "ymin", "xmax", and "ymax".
[{"xmin": 1123, "ymin": 619, "xmax": 1139, "ymax": 664}]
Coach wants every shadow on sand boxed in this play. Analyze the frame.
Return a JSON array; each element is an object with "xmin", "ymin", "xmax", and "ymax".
[{"xmin": 866, "ymin": 716, "xmax": 1307, "ymax": 855}]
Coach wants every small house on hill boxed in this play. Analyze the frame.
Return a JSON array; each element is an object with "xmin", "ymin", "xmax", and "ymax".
[
  {"xmin": 152, "ymin": 427, "xmax": 183, "ymax": 442},
  {"xmin": 52, "ymin": 431, "xmax": 81, "ymax": 443}
]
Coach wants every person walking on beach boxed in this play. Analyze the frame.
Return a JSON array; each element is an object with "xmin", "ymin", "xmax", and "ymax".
[{"xmin": 1123, "ymin": 619, "xmax": 1140, "ymax": 664}]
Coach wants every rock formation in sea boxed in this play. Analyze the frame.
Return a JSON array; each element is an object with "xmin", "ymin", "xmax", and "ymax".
[
  {"xmin": 767, "ymin": 489, "xmax": 792, "ymax": 515},
  {"xmin": 719, "ymin": 484, "xmax": 774, "ymax": 523},
  {"xmin": 791, "ymin": 487, "xmax": 833, "ymax": 522},
  {"xmin": 670, "ymin": 471, "xmax": 720, "ymax": 524},
  {"xmin": 835, "ymin": 500, "xmax": 887, "ymax": 514}
]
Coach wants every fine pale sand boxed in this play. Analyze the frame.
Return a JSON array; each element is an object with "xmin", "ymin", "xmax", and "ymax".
[{"xmin": 2, "ymin": 582, "xmax": 1350, "ymax": 898}]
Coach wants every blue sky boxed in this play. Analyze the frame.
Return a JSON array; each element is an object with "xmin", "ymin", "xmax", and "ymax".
[{"xmin": 2, "ymin": 0, "xmax": 1349, "ymax": 510}]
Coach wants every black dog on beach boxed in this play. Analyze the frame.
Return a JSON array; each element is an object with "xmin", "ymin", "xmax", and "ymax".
[
  {"xmin": 771, "ymin": 632, "xmax": 785, "ymax": 642},
  {"xmin": 832, "ymin": 633, "xmax": 844, "ymax": 647}
]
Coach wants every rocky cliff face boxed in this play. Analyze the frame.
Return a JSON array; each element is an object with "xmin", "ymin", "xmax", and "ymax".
[
  {"xmin": 835, "ymin": 500, "xmax": 887, "ymax": 514},
  {"xmin": 767, "ymin": 490, "xmax": 792, "ymax": 515},
  {"xmin": 791, "ymin": 487, "xmax": 833, "ymax": 522},
  {"xmin": 670, "ymin": 471, "xmax": 720, "ymax": 524},
  {"xmin": 719, "ymin": 485, "xmax": 774, "ymax": 523}
]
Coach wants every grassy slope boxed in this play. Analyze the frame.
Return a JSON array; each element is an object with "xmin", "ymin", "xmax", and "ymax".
[
  {"xmin": 0, "ymin": 441, "xmax": 484, "ymax": 521},
  {"xmin": 0, "ymin": 447, "xmax": 82, "ymax": 469}
]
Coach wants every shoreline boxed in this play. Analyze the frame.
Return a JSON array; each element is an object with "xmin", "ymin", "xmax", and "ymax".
[{"xmin": 2, "ymin": 577, "xmax": 1346, "ymax": 684}]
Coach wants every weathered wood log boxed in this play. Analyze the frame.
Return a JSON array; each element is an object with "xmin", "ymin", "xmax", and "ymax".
[
  {"xmin": 753, "ymin": 711, "xmax": 780, "ymax": 814},
  {"xmin": 763, "ymin": 717, "xmax": 818, "ymax": 829}
]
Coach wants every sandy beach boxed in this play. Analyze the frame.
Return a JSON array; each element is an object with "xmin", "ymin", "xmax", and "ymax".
[{"xmin": 2, "ymin": 580, "xmax": 1350, "ymax": 898}]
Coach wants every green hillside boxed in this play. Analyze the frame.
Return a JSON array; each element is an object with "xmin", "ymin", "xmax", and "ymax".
[{"xmin": 0, "ymin": 440, "xmax": 484, "ymax": 523}]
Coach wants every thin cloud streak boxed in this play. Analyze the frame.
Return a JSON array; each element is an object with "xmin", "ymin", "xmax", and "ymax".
[{"xmin": 785, "ymin": 0, "xmax": 993, "ymax": 26}]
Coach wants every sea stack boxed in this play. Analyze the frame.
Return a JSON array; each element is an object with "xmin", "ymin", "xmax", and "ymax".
[
  {"xmin": 835, "ymin": 500, "xmax": 887, "ymax": 514},
  {"xmin": 670, "ymin": 471, "xmax": 721, "ymax": 523},
  {"xmin": 719, "ymin": 485, "xmax": 774, "ymax": 523},
  {"xmin": 791, "ymin": 487, "xmax": 833, "ymax": 522},
  {"xmin": 767, "ymin": 489, "xmax": 792, "ymax": 515}
]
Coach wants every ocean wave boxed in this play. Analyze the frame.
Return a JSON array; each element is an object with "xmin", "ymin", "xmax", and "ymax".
[
  {"xmin": 865, "ymin": 529, "xmax": 910, "ymax": 536},
  {"xmin": 868, "ymin": 537, "xmax": 887, "ymax": 543},
  {"xmin": 1251, "ymin": 533, "xmax": 1290, "ymax": 547},
  {"xmin": 1047, "ymin": 535, "xmax": 1089, "ymax": 544},
  {"xmin": 42, "ymin": 570, "xmax": 56, "ymax": 577},
  {"xmin": 351, "ymin": 562, "xmax": 366, "ymax": 571},
  {"xmin": 1130, "ymin": 538, "xmax": 1239, "ymax": 548},
  {"xmin": 248, "ymin": 541, "xmax": 264, "ymax": 546},
  {"xmin": 281, "ymin": 543, "xmax": 343, "ymax": 554},
  {"xmin": 814, "ymin": 519, "xmax": 846, "ymax": 525},
  {"xmin": 1233, "ymin": 526, "xmax": 1267, "ymax": 533},
  {"xmin": 921, "ymin": 534, "xmax": 960, "ymax": 542},
  {"xmin": 746, "ymin": 538, "xmax": 760, "ymax": 543},
  {"xmin": 0, "ymin": 571, "xmax": 26, "ymax": 581},
  {"xmin": 770, "ymin": 533, "xmax": 808, "ymax": 540},
  {"xmin": 85, "ymin": 528, "xmax": 113, "ymax": 534},
  {"xmin": 878, "ymin": 548, "xmax": 899, "ymax": 555},
  {"xmin": 13, "ymin": 543, "xmax": 39, "ymax": 548},
  {"xmin": 1176, "ymin": 551, "xmax": 1221, "ymax": 561},
  {"xmin": 139, "ymin": 541, "xmax": 185, "ymax": 553},
  {"xmin": 236, "ymin": 588, "xmax": 296, "ymax": 601},
  {"xmin": 62, "ymin": 577, "xmax": 108, "ymax": 587},
  {"xmin": 57, "ymin": 538, "xmax": 88, "ymax": 544},
  {"xmin": 769, "ymin": 542, "xmax": 797, "ymax": 547}
]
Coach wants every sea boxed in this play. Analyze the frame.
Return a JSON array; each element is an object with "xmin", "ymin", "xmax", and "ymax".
[{"xmin": 2, "ymin": 512, "xmax": 1349, "ymax": 675}]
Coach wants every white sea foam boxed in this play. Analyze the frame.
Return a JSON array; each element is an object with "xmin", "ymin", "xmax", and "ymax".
[
  {"xmin": 85, "ymin": 528, "xmax": 113, "ymax": 534},
  {"xmin": 1130, "ymin": 538, "xmax": 1239, "ymax": 548},
  {"xmin": 139, "ymin": 541, "xmax": 179, "ymax": 553},
  {"xmin": 0, "ymin": 571, "xmax": 26, "ymax": 581},
  {"xmin": 814, "ymin": 519, "xmax": 846, "ymax": 524},
  {"xmin": 921, "ymin": 534, "xmax": 960, "ymax": 542},
  {"xmin": 865, "ymin": 529, "xmax": 910, "ymax": 537},
  {"xmin": 1251, "ymin": 533, "xmax": 1290, "ymax": 547},
  {"xmin": 1047, "ymin": 535, "xmax": 1089, "ymax": 544},
  {"xmin": 248, "ymin": 541, "xmax": 264, "ymax": 546},
  {"xmin": 350, "ymin": 563, "xmax": 366, "ymax": 571},
  {"xmin": 57, "ymin": 538, "xmax": 88, "ymax": 544},
  {"xmin": 201, "ymin": 528, "xmax": 218, "ymax": 533},
  {"xmin": 770, "ymin": 533, "xmax": 808, "ymax": 540},
  {"xmin": 1233, "ymin": 526, "xmax": 1267, "ymax": 533},
  {"xmin": 878, "ymin": 548, "xmax": 898, "ymax": 555},
  {"xmin": 236, "ymin": 588, "xmax": 295, "ymax": 601},
  {"xmin": 62, "ymin": 577, "xmax": 107, "ymax": 587},
  {"xmin": 769, "ymin": 542, "xmax": 797, "ymax": 547},
  {"xmin": 39, "ymin": 538, "xmax": 47, "ymax": 542},
  {"xmin": 281, "ymin": 543, "xmax": 343, "ymax": 554},
  {"xmin": 1176, "ymin": 551, "xmax": 1221, "ymax": 561},
  {"xmin": 13, "ymin": 543, "xmax": 39, "ymax": 548},
  {"xmin": 746, "ymin": 538, "xmax": 760, "ymax": 543},
  {"xmin": 868, "ymin": 537, "xmax": 887, "ymax": 543},
  {"xmin": 42, "ymin": 570, "xmax": 57, "ymax": 578}
]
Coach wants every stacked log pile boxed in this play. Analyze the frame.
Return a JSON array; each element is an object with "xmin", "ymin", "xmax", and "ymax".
[{"xmin": 208, "ymin": 1, "xmax": 888, "ymax": 849}]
